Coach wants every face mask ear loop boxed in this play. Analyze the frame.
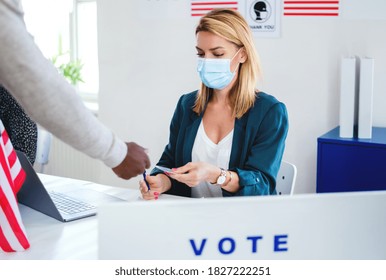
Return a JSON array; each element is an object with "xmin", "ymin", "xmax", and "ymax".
[
  {"xmin": 230, "ymin": 48, "xmax": 242, "ymax": 74},
  {"xmin": 231, "ymin": 48, "xmax": 242, "ymax": 61}
]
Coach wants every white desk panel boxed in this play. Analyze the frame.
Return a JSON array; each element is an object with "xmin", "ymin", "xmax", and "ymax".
[{"xmin": 0, "ymin": 174, "xmax": 185, "ymax": 260}]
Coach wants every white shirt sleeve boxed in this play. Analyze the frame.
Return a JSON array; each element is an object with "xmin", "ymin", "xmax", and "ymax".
[{"xmin": 0, "ymin": 0, "xmax": 126, "ymax": 168}]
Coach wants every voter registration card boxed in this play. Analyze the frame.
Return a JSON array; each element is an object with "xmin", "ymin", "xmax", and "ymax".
[{"xmin": 155, "ymin": 165, "xmax": 174, "ymax": 174}]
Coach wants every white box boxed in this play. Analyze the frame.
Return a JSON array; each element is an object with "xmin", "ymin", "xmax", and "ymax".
[
  {"xmin": 339, "ymin": 57, "xmax": 358, "ymax": 138},
  {"xmin": 358, "ymin": 57, "xmax": 374, "ymax": 139}
]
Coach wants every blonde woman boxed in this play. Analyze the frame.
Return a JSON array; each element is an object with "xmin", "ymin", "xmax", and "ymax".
[{"xmin": 140, "ymin": 9, "xmax": 288, "ymax": 199}]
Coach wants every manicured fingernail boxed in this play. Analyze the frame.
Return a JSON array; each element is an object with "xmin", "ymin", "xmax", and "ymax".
[
  {"xmin": 154, "ymin": 192, "xmax": 159, "ymax": 196},
  {"xmin": 155, "ymin": 196, "xmax": 159, "ymax": 200}
]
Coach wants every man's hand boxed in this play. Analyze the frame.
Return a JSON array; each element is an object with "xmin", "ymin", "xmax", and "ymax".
[{"xmin": 112, "ymin": 142, "xmax": 151, "ymax": 180}]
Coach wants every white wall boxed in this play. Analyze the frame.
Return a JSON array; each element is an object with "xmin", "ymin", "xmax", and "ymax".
[{"xmin": 96, "ymin": 0, "xmax": 386, "ymax": 192}]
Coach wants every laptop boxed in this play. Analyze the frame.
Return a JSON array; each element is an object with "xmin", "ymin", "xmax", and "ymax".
[{"xmin": 16, "ymin": 150, "xmax": 125, "ymax": 222}]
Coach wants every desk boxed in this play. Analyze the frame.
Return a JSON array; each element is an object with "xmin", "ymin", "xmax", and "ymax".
[
  {"xmin": 0, "ymin": 174, "xmax": 185, "ymax": 260},
  {"xmin": 3, "ymin": 174, "xmax": 386, "ymax": 260}
]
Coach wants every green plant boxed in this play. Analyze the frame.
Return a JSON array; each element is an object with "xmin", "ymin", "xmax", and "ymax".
[
  {"xmin": 56, "ymin": 58, "xmax": 84, "ymax": 85},
  {"xmin": 51, "ymin": 35, "xmax": 84, "ymax": 86}
]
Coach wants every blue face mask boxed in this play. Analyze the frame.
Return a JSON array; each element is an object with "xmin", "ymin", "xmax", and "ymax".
[{"xmin": 197, "ymin": 49, "xmax": 241, "ymax": 90}]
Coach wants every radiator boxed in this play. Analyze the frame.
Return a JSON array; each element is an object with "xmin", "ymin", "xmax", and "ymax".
[{"xmin": 43, "ymin": 136, "xmax": 102, "ymax": 182}]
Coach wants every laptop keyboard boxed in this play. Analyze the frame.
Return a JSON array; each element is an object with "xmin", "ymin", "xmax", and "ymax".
[{"xmin": 49, "ymin": 191, "xmax": 96, "ymax": 215}]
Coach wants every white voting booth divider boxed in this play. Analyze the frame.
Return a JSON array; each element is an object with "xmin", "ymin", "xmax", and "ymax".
[{"xmin": 98, "ymin": 191, "xmax": 386, "ymax": 260}]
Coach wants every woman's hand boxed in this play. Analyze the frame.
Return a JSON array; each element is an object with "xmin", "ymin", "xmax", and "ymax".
[
  {"xmin": 139, "ymin": 173, "xmax": 171, "ymax": 200},
  {"xmin": 168, "ymin": 162, "xmax": 220, "ymax": 187}
]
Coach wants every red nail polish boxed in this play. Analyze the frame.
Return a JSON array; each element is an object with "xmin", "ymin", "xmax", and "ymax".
[
  {"xmin": 154, "ymin": 192, "xmax": 159, "ymax": 196},
  {"xmin": 155, "ymin": 196, "xmax": 159, "ymax": 200}
]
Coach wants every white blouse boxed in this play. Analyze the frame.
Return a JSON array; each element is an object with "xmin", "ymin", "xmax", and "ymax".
[{"xmin": 191, "ymin": 121, "xmax": 234, "ymax": 198}]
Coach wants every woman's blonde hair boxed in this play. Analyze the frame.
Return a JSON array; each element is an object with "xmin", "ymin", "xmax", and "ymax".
[{"xmin": 193, "ymin": 9, "xmax": 262, "ymax": 119}]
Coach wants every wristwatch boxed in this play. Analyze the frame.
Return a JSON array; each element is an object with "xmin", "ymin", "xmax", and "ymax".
[{"xmin": 216, "ymin": 168, "xmax": 227, "ymax": 185}]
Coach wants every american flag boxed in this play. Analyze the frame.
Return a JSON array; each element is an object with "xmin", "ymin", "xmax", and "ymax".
[
  {"xmin": 191, "ymin": 1, "xmax": 238, "ymax": 17},
  {"xmin": 283, "ymin": 1, "xmax": 340, "ymax": 17},
  {"xmin": 0, "ymin": 120, "xmax": 30, "ymax": 252}
]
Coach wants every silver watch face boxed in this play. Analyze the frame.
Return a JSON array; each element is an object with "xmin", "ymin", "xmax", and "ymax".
[{"xmin": 217, "ymin": 175, "xmax": 226, "ymax": 185}]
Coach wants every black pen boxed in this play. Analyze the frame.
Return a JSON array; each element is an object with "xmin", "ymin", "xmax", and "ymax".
[{"xmin": 142, "ymin": 171, "xmax": 150, "ymax": 191}]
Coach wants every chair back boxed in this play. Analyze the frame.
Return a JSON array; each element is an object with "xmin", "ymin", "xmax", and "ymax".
[
  {"xmin": 34, "ymin": 126, "xmax": 52, "ymax": 173},
  {"xmin": 275, "ymin": 161, "xmax": 297, "ymax": 195}
]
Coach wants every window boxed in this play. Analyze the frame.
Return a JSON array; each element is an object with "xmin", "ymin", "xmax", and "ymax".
[
  {"xmin": 72, "ymin": 0, "xmax": 98, "ymax": 99},
  {"xmin": 22, "ymin": 0, "xmax": 99, "ymax": 107}
]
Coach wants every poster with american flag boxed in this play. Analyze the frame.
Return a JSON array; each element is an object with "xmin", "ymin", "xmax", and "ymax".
[
  {"xmin": 191, "ymin": 1, "xmax": 239, "ymax": 17},
  {"xmin": 0, "ymin": 120, "xmax": 30, "ymax": 252},
  {"xmin": 283, "ymin": 0, "xmax": 340, "ymax": 17}
]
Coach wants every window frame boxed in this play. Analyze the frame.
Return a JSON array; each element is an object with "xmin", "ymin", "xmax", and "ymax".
[{"xmin": 71, "ymin": 0, "xmax": 99, "ymax": 109}]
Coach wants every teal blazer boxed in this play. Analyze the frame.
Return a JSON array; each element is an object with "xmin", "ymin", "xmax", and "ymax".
[{"xmin": 152, "ymin": 90, "xmax": 288, "ymax": 197}]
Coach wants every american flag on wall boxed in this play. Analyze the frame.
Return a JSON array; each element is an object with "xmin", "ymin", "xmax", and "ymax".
[
  {"xmin": 191, "ymin": 1, "xmax": 239, "ymax": 17},
  {"xmin": 283, "ymin": 0, "xmax": 340, "ymax": 17},
  {"xmin": 0, "ymin": 120, "xmax": 30, "ymax": 252}
]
